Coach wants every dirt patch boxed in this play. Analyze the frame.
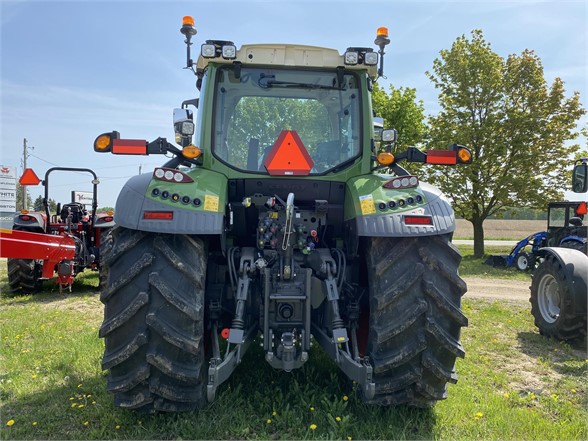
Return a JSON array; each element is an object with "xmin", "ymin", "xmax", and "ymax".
[{"xmin": 463, "ymin": 276, "xmax": 530, "ymax": 301}]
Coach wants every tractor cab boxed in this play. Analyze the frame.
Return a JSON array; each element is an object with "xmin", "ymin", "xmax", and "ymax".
[{"xmin": 546, "ymin": 201, "xmax": 587, "ymax": 249}]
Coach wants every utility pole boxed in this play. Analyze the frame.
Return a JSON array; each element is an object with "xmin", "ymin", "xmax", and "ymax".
[{"xmin": 22, "ymin": 138, "xmax": 33, "ymax": 210}]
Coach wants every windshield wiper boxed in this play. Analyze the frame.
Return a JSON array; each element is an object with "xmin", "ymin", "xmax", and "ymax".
[{"xmin": 258, "ymin": 74, "xmax": 344, "ymax": 90}]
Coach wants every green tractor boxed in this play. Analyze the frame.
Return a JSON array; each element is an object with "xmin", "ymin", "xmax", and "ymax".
[{"xmin": 94, "ymin": 17, "xmax": 472, "ymax": 412}]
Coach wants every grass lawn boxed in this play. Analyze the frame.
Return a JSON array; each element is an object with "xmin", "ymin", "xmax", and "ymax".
[
  {"xmin": 458, "ymin": 245, "xmax": 531, "ymax": 280},
  {"xmin": 0, "ymin": 248, "xmax": 586, "ymax": 440}
]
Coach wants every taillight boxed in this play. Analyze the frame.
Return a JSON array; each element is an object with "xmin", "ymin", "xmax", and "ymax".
[
  {"xmin": 153, "ymin": 168, "xmax": 194, "ymax": 183},
  {"xmin": 143, "ymin": 211, "xmax": 173, "ymax": 220},
  {"xmin": 20, "ymin": 215, "xmax": 32, "ymax": 221},
  {"xmin": 383, "ymin": 175, "xmax": 419, "ymax": 189},
  {"xmin": 403, "ymin": 215, "xmax": 433, "ymax": 225}
]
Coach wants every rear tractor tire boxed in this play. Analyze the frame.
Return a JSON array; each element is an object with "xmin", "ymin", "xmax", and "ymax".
[
  {"xmin": 364, "ymin": 234, "xmax": 468, "ymax": 407},
  {"xmin": 530, "ymin": 255, "xmax": 587, "ymax": 341},
  {"xmin": 7, "ymin": 258, "xmax": 43, "ymax": 293},
  {"xmin": 99, "ymin": 226, "xmax": 208, "ymax": 413}
]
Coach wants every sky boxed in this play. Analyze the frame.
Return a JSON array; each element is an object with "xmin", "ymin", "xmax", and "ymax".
[{"xmin": 1, "ymin": 0, "xmax": 587, "ymax": 208}]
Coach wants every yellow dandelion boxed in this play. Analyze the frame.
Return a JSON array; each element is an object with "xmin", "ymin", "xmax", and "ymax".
[
  {"xmin": 115, "ymin": 425, "xmax": 121, "ymax": 430},
  {"xmin": 86, "ymin": 394, "xmax": 92, "ymax": 398},
  {"xmin": 31, "ymin": 374, "xmax": 37, "ymax": 379},
  {"xmin": 310, "ymin": 406, "xmax": 315, "ymax": 411},
  {"xmin": 71, "ymin": 403, "xmax": 77, "ymax": 408},
  {"xmin": 503, "ymin": 393, "xmax": 509, "ymax": 398},
  {"xmin": 475, "ymin": 412, "xmax": 483, "ymax": 417},
  {"xmin": 272, "ymin": 411, "xmax": 277, "ymax": 416},
  {"xmin": 32, "ymin": 422, "xmax": 37, "ymax": 427},
  {"xmin": 571, "ymin": 388, "xmax": 577, "ymax": 393},
  {"xmin": 77, "ymin": 383, "xmax": 83, "ymax": 388},
  {"xmin": 335, "ymin": 416, "xmax": 342, "ymax": 422},
  {"xmin": 78, "ymin": 404, "xmax": 85, "ymax": 409},
  {"xmin": 92, "ymin": 401, "xmax": 96, "ymax": 405},
  {"xmin": 347, "ymin": 437, "xmax": 352, "ymax": 441},
  {"xmin": 69, "ymin": 397, "xmax": 75, "ymax": 401},
  {"xmin": 6, "ymin": 420, "xmax": 15, "ymax": 427},
  {"xmin": 342, "ymin": 395, "xmax": 349, "ymax": 401},
  {"xmin": 266, "ymin": 419, "xmax": 272, "ymax": 424},
  {"xmin": 83, "ymin": 421, "xmax": 89, "ymax": 426},
  {"xmin": 309, "ymin": 423, "xmax": 317, "ymax": 430}
]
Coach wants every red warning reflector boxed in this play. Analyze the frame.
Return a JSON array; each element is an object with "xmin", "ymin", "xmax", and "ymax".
[
  {"xmin": 112, "ymin": 139, "xmax": 147, "ymax": 155},
  {"xmin": 403, "ymin": 215, "xmax": 433, "ymax": 225},
  {"xmin": 221, "ymin": 328, "xmax": 230, "ymax": 339},
  {"xmin": 425, "ymin": 150, "xmax": 457, "ymax": 165},
  {"xmin": 143, "ymin": 211, "xmax": 173, "ymax": 220},
  {"xmin": 576, "ymin": 201, "xmax": 587, "ymax": 216},
  {"xmin": 19, "ymin": 168, "xmax": 41, "ymax": 185},
  {"xmin": 263, "ymin": 130, "xmax": 314, "ymax": 176}
]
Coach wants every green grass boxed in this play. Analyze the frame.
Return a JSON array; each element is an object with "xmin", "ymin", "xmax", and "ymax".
[
  {"xmin": 458, "ymin": 245, "xmax": 532, "ymax": 280},
  {"xmin": 0, "ymin": 254, "xmax": 585, "ymax": 440}
]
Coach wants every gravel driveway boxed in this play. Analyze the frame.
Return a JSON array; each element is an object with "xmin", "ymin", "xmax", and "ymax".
[{"xmin": 463, "ymin": 276, "xmax": 530, "ymax": 301}]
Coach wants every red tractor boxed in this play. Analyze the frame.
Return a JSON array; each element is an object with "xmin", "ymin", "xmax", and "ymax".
[{"xmin": 3, "ymin": 167, "xmax": 114, "ymax": 293}]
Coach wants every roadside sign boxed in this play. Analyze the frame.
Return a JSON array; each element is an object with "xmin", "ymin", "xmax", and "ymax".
[{"xmin": 0, "ymin": 165, "xmax": 16, "ymax": 229}]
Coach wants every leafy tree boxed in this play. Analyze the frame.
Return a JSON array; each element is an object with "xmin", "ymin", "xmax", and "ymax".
[
  {"xmin": 425, "ymin": 30, "xmax": 585, "ymax": 257},
  {"xmin": 97, "ymin": 206, "xmax": 115, "ymax": 213},
  {"xmin": 33, "ymin": 195, "xmax": 57, "ymax": 213},
  {"xmin": 371, "ymin": 83, "xmax": 427, "ymax": 149}
]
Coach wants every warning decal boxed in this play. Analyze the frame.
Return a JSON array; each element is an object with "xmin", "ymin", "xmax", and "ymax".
[
  {"xmin": 359, "ymin": 194, "xmax": 376, "ymax": 215},
  {"xmin": 203, "ymin": 195, "xmax": 219, "ymax": 212}
]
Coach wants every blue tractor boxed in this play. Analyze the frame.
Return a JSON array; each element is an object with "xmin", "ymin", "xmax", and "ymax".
[
  {"xmin": 529, "ymin": 159, "xmax": 587, "ymax": 341},
  {"xmin": 486, "ymin": 200, "xmax": 587, "ymax": 271}
]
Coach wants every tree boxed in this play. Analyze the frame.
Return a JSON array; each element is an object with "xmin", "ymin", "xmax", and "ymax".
[
  {"xmin": 33, "ymin": 195, "xmax": 57, "ymax": 213},
  {"xmin": 371, "ymin": 83, "xmax": 427, "ymax": 149},
  {"xmin": 425, "ymin": 30, "xmax": 585, "ymax": 257}
]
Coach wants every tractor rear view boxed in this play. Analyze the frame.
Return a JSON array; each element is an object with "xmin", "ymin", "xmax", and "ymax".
[
  {"xmin": 5, "ymin": 167, "xmax": 114, "ymax": 293},
  {"xmin": 94, "ymin": 17, "xmax": 472, "ymax": 412},
  {"xmin": 530, "ymin": 159, "xmax": 588, "ymax": 341}
]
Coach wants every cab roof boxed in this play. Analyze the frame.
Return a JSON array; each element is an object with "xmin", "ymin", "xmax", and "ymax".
[{"xmin": 196, "ymin": 43, "xmax": 378, "ymax": 79}]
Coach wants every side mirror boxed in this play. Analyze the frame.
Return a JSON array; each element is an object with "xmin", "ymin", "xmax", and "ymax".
[
  {"xmin": 173, "ymin": 108, "xmax": 195, "ymax": 147},
  {"xmin": 572, "ymin": 162, "xmax": 587, "ymax": 193},
  {"xmin": 373, "ymin": 117, "xmax": 384, "ymax": 141}
]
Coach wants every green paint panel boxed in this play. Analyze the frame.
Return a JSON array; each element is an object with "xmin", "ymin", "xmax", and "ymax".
[
  {"xmin": 145, "ymin": 169, "xmax": 228, "ymax": 213},
  {"xmin": 344, "ymin": 174, "xmax": 427, "ymax": 220}
]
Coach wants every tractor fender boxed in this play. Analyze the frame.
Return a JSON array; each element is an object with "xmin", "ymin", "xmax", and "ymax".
[
  {"xmin": 353, "ymin": 180, "xmax": 456, "ymax": 237},
  {"xmin": 12, "ymin": 212, "xmax": 46, "ymax": 233},
  {"xmin": 114, "ymin": 172, "xmax": 225, "ymax": 235},
  {"xmin": 537, "ymin": 247, "xmax": 588, "ymax": 315},
  {"xmin": 93, "ymin": 213, "xmax": 116, "ymax": 229}
]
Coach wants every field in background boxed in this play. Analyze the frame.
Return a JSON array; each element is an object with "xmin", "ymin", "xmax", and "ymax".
[{"xmin": 455, "ymin": 219, "xmax": 545, "ymax": 240}]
